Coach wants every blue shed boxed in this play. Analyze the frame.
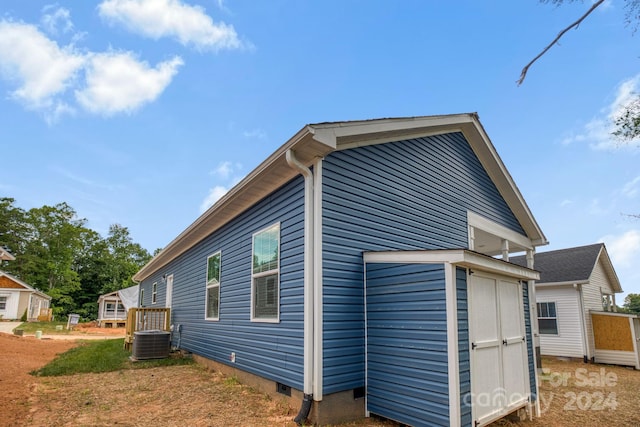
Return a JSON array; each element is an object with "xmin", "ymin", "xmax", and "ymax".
[{"xmin": 133, "ymin": 114, "xmax": 547, "ymax": 426}]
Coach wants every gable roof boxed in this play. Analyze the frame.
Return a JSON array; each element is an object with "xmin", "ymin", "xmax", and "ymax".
[
  {"xmin": 0, "ymin": 246, "xmax": 15, "ymax": 261},
  {"xmin": 134, "ymin": 113, "xmax": 548, "ymax": 282},
  {"xmin": 98, "ymin": 285, "xmax": 139, "ymax": 310},
  {"xmin": 511, "ymin": 243, "xmax": 623, "ymax": 293},
  {"xmin": 0, "ymin": 270, "xmax": 51, "ymax": 299}
]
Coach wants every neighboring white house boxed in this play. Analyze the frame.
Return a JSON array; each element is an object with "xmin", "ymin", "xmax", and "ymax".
[
  {"xmin": 97, "ymin": 285, "xmax": 139, "ymax": 327},
  {"xmin": 0, "ymin": 270, "xmax": 51, "ymax": 321},
  {"xmin": 512, "ymin": 243, "xmax": 622, "ymax": 362}
]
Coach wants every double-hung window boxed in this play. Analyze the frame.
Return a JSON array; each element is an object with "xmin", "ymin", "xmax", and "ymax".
[
  {"xmin": 0, "ymin": 296, "xmax": 7, "ymax": 310},
  {"xmin": 206, "ymin": 251, "xmax": 221, "ymax": 320},
  {"xmin": 537, "ymin": 301, "xmax": 558, "ymax": 335},
  {"xmin": 252, "ymin": 223, "xmax": 280, "ymax": 322},
  {"xmin": 152, "ymin": 282, "xmax": 157, "ymax": 304}
]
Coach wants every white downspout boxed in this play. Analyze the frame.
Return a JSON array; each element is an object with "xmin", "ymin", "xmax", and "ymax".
[
  {"xmin": 286, "ymin": 150, "xmax": 315, "ymax": 402},
  {"xmin": 576, "ymin": 284, "xmax": 590, "ymax": 362}
]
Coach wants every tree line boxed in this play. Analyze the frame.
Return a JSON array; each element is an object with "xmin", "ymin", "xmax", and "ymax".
[{"xmin": 0, "ymin": 197, "xmax": 153, "ymax": 320}]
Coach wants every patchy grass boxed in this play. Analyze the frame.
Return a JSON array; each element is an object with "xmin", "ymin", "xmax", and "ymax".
[
  {"xmin": 31, "ymin": 338, "xmax": 193, "ymax": 377},
  {"xmin": 17, "ymin": 321, "xmax": 71, "ymax": 334},
  {"xmin": 493, "ymin": 357, "xmax": 640, "ymax": 426}
]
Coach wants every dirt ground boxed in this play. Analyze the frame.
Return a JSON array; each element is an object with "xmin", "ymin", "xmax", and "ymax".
[
  {"xmin": 496, "ymin": 357, "xmax": 640, "ymax": 427},
  {"xmin": 0, "ymin": 333, "xmax": 76, "ymax": 426},
  {"xmin": 2, "ymin": 332, "xmax": 639, "ymax": 427}
]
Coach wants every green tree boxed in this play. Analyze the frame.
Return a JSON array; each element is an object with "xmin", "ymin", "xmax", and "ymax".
[
  {"xmin": 623, "ymin": 293, "xmax": 640, "ymax": 314},
  {"xmin": 73, "ymin": 229, "xmax": 110, "ymax": 319},
  {"xmin": 0, "ymin": 198, "xmax": 152, "ymax": 319},
  {"xmin": 0, "ymin": 197, "xmax": 28, "ymax": 267},
  {"xmin": 520, "ymin": 1, "xmax": 640, "ymax": 142},
  {"xmin": 19, "ymin": 203, "xmax": 86, "ymax": 317},
  {"xmin": 102, "ymin": 224, "xmax": 152, "ymax": 294}
]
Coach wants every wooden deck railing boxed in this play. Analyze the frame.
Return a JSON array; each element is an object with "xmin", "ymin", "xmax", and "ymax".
[{"xmin": 124, "ymin": 307, "xmax": 171, "ymax": 350}]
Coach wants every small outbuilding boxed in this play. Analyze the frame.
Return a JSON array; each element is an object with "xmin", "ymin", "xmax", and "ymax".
[
  {"xmin": 134, "ymin": 114, "xmax": 548, "ymax": 426},
  {"xmin": 0, "ymin": 270, "xmax": 51, "ymax": 321},
  {"xmin": 512, "ymin": 243, "xmax": 622, "ymax": 362},
  {"xmin": 97, "ymin": 285, "xmax": 139, "ymax": 327}
]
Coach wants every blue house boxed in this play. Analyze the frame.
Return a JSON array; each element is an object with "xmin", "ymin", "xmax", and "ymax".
[{"xmin": 133, "ymin": 114, "xmax": 547, "ymax": 427}]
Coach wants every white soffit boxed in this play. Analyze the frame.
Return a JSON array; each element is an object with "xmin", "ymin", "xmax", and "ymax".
[
  {"xmin": 364, "ymin": 249, "xmax": 540, "ymax": 281},
  {"xmin": 135, "ymin": 113, "xmax": 547, "ymax": 281}
]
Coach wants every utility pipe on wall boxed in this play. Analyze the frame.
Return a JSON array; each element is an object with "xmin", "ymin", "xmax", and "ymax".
[{"xmin": 285, "ymin": 150, "xmax": 315, "ymax": 422}]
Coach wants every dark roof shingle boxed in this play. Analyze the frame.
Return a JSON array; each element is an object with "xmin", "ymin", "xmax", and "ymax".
[{"xmin": 510, "ymin": 243, "xmax": 603, "ymax": 284}]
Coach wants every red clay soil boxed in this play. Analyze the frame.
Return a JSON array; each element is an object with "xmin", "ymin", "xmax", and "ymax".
[{"xmin": 0, "ymin": 333, "xmax": 77, "ymax": 426}]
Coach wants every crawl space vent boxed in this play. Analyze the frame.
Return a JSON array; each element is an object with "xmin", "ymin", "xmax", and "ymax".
[{"xmin": 132, "ymin": 330, "xmax": 170, "ymax": 360}]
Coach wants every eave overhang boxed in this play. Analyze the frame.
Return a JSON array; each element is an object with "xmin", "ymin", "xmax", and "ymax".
[
  {"xmin": 134, "ymin": 113, "xmax": 547, "ymax": 282},
  {"xmin": 364, "ymin": 249, "xmax": 540, "ymax": 281}
]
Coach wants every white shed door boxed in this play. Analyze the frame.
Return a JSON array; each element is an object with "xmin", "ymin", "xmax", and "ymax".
[{"xmin": 469, "ymin": 272, "xmax": 529, "ymax": 426}]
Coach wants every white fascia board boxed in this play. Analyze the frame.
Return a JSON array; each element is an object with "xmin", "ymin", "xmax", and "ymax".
[
  {"xmin": 134, "ymin": 128, "xmax": 334, "ymax": 282},
  {"xmin": 363, "ymin": 250, "xmax": 539, "ymax": 281},
  {"xmin": 467, "ymin": 211, "xmax": 534, "ymax": 251},
  {"xmin": 534, "ymin": 281, "xmax": 589, "ymax": 288},
  {"xmin": 310, "ymin": 114, "xmax": 475, "ymax": 150},
  {"xmin": 0, "ymin": 248, "xmax": 15, "ymax": 261},
  {"xmin": 0, "ymin": 271, "xmax": 35, "ymax": 291},
  {"xmin": 589, "ymin": 310, "xmax": 639, "ymax": 319},
  {"xmin": 462, "ymin": 122, "xmax": 548, "ymax": 248},
  {"xmin": 311, "ymin": 114, "xmax": 548, "ymax": 248},
  {"xmin": 595, "ymin": 247, "xmax": 623, "ymax": 293}
]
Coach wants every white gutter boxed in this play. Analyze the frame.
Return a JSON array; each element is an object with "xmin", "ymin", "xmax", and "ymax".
[{"xmin": 285, "ymin": 149, "xmax": 315, "ymax": 398}]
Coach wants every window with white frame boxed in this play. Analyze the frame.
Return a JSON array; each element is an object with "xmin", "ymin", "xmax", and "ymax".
[
  {"xmin": 537, "ymin": 301, "xmax": 558, "ymax": 335},
  {"xmin": 152, "ymin": 282, "xmax": 157, "ymax": 304},
  {"xmin": 139, "ymin": 289, "xmax": 144, "ymax": 307},
  {"xmin": 105, "ymin": 302, "xmax": 115, "ymax": 315},
  {"xmin": 252, "ymin": 223, "xmax": 280, "ymax": 321},
  {"xmin": 206, "ymin": 251, "xmax": 221, "ymax": 320},
  {"xmin": 0, "ymin": 296, "xmax": 6, "ymax": 310}
]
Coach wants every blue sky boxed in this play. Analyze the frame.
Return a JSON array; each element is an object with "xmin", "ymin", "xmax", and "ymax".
[{"xmin": 1, "ymin": 1, "xmax": 639, "ymax": 300}]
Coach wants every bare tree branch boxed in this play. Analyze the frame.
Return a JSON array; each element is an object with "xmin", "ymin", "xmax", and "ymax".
[{"xmin": 517, "ymin": 0, "xmax": 606, "ymax": 86}]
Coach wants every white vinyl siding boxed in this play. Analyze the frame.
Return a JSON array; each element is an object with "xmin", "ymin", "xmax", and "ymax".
[
  {"xmin": 582, "ymin": 258, "xmax": 617, "ymax": 358},
  {"xmin": 536, "ymin": 287, "xmax": 584, "ymax": 358},
  {"xmin": 251, "ymin": 223, "xmax": 280, "ymax": 322},
  {"xmin": 205, "ymin": 252, "xmax": 221, "ymax": 320}
]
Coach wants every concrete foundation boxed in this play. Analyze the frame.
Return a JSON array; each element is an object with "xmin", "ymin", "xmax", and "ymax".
[{"xmin": 193, "ymin": 354, "xmax": 366, "ymax": 425}]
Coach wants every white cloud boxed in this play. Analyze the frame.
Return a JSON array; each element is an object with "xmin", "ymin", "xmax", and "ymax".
[
  {"xmin": 600, "ymin": 229, "xmax": 640, "ymax": 268},
  {"xmin": 41, "ymin": 5, "xmax": 74, "ymax": 35},
  {"xmin": 243, "ymin": 128, "xmax": 267, "ymax": 139},
  {"xmin": 621, "ymin": 176, "xmax": 640, "ymax": 198},
  {"xmin": 560, "ymin": 199, "xmax": 574, "ymax": 207},
  {"xmin": 563, "ymin": 74, "xmax": 640, "ymax": 150},
  {"xmin": 200, "ymin": 185, "xmax": 228, "ymax": 213},
  {"xmin": 588, "ymin": 198, "xmax": 611, "ymax": 216},
  {"xmin": 98, "ymin": 0, "xmax": 244, "ymax": 51},
  {"xmin": 75, "ymin": 52, "xmax": 183, "ymax": 116},
  {"xmin": 210, "ymin": 161, "xmax": 242, "ymax": 178},
  {"xmin": 0, "ymin": 20, "xmax": 85, "ymax": 110}
]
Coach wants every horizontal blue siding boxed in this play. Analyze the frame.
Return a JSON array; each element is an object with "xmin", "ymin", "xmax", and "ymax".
[
  {"xmin": 323, "ymin": 132, "xmax": 526, "ymax": 395},
  {"xmin": 139, "ymin": 176, "xmax": 305, "ymax": 389},
  {"xmin": 456, "ymin": 267, "xmax": 472, "ymax": 426},
  {"xmin": 523, "ymin": 282, "xmax": 537, "ymax": 400},
  {"xmin": 366, "ymin": 263, "xmax": 449, "ymax": 426}
]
